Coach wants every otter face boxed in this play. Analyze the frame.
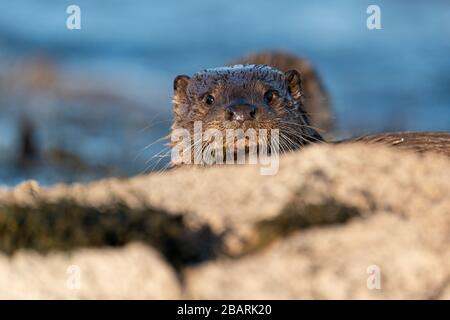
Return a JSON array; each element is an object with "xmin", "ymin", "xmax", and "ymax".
[{"xmin": 172, "ymin": 64, "xmax": 323, "ymax": 158}]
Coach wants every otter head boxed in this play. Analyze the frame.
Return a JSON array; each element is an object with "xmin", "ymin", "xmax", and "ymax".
[{"xmin": 171, "ymin": 64, "xmax": 323, "ymax": 163}]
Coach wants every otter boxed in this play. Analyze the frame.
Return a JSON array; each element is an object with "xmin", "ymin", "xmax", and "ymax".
[
  {"xmin": 171, "ymin": 64, "xmax": 323, "ymax": 160},
  {"xmin": 171, "ymin": 58, "xmax": 450, "ymax": 163}
]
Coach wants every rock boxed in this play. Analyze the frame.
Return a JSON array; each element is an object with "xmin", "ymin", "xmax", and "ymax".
[
  {"xmin": 0, "ymin": 143, "xmax": 449, "ymax": 299},
  {"xmin": 0, "ymin": 243, "xmax": 181, "ymax": 299},
  {"xmin": 184, "ymin": 213, "xmax": 449, "ymax": 299},
  {"xmin": 0, "ymin": 143, "xmax": 449, "ymax": 258}
]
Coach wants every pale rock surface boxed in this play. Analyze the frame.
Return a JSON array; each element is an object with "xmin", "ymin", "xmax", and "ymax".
[
  {"xmin": 0, "ymin": 243, "xmax": 181, "ymax": 299},
  {"xmin": 185, "ymin": 214, "xmax": 448, "ymax": 299}
]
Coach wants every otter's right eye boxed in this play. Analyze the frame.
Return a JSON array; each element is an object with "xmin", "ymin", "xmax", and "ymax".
[
  {"xmin": 205, "ymin": 94, "xmax": 215, "ymax": 105},
  {"xmin": 264, "ymin": 89, "xmax": 277, "ymax": 104}
]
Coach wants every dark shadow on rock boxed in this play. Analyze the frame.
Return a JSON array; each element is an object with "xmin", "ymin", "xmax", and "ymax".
[
  {"xmin": 243, "ymin": 199, "xmax": 362, "ymax": 255},
  {"xmin": 0, "ymin": 202, "xmax": 219, "ymax": 270}
]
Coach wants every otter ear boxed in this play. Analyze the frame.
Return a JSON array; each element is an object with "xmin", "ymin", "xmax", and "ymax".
[
  {"xmin": 284, "ymin": 70, "xmax": 303, "ymax": 100},
  {"xmin": 173, "ymin": 75, "xmax": 190, "ymax": 95},
  {"xmin": 173, "ymin": 75, "xmax": 190, "ymax": 117}
]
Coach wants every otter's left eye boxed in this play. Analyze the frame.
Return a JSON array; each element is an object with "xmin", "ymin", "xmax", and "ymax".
[
  {"xmin": 205, "ymin": 94, "xmax": 215, "ymax": 105},
  {"xmin": 264, "ymin": 90, "xmax": 277, "ymax": 104}
]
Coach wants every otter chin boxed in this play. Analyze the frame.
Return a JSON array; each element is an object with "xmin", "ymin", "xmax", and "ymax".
[
  {"xmin": 171, "ymin": 64, "xmax": 324, "ymax": 164},
  {"xmin": 233, "ymin": 137, "xmax": 258, "ymax": 149}
]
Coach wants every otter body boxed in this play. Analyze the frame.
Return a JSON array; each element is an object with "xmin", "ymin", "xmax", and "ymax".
[
  {"xmin": 171, "ymin": 53, "xmax": 450, "ymax": 160},
  {"xmin": 343, "ymin": 131, "xmax": 450, "ymax": 157}
]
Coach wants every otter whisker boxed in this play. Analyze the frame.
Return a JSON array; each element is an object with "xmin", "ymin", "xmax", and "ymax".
[
  {"xmin": 277, "ymin": 120, "xmax": 325, "ymax": 134},
  {"xmin": 143, "ymin": 147, "xmax": 172, "ymax": 173},
  {"xmin": 278, "ymin": 123, "xmax": 325, "ymax": 145},
  {"xmin": 146, "ymin": 146, "xmax": 171, "ymax": 165},
  {"xmin": 280, "ymin": 132, "xmax": 303, "ymax": 151},
  {"xmin": 278, "ymin": 124, "xmax": 312, "ymax": 142},
  {"xmin": 135, "ymin": 133, "xmax": 170, "ymax": 164}
]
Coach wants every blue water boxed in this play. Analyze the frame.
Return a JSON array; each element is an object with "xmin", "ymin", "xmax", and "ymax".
[{"xmin": 0, "ymin": 0, "xmax": 449, "ymax": 186}]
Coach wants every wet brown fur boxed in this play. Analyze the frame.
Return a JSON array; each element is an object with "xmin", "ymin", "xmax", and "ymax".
[{"xmin": 343, "ymin": 132, "xmax": 450, "ymax": 158}]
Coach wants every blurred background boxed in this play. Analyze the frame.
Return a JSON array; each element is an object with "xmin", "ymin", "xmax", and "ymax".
[{"xmin": 0, "ymin": 0, "xmax": 449, "ymax": 186}]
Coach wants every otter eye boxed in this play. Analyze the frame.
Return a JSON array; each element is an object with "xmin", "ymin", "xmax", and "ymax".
[
  {"xmin": 205, "ymin": 94, "xmax": 215, "ymax": 105},
  {"xmin": 264, "ymin": 90, "xmax": 277, "ymax": 104}
]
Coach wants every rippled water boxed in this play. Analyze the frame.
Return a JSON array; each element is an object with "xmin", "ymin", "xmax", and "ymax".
[{"xmin": 0, "ymin": 0, "xmax": 449, "ymax": 186}]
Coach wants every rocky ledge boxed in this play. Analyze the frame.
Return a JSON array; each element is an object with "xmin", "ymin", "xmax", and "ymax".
[{"xmin": 0, "ymin": 143, "xmax": 449, "ymax": 299}]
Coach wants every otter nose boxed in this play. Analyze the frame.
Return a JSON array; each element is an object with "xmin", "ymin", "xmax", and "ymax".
[{"xmin": 225, "ymin": 104, "xmax": 257, "ymax": 122}]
